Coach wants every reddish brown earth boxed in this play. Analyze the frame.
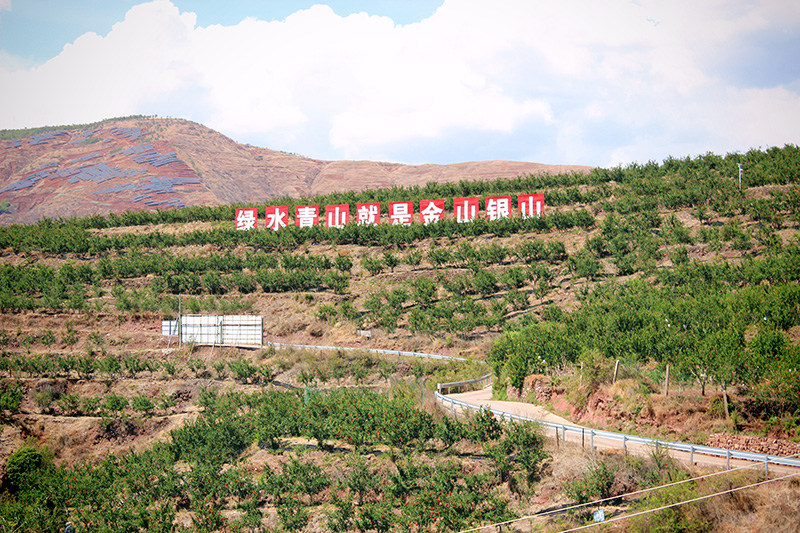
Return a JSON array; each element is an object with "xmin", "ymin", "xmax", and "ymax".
[
  {"xmin": 0, "ymin": 117, "xmax": 592, "ymax": 224},
  {"xmin": 506, "ymin": 374, "xmax": 800, "ymax": 460}
]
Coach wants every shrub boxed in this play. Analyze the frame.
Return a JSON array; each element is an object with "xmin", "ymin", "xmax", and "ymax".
[
  {"xmin": 33, "ymin": 390, "xmax": 55, "ymax": 413},
  {"xmin": 229, "ymin": 358, "xmax": 258, "ymax": 383},
  {"xmin": 101, "ymin": 393, "xmax": 128, "ymax": 416},
  {"xmin": 57, "ymin": 392, "xmax": 80, "ymax": 415},
  {"xmin": 0, "ymin": 380, "xmax": 23, "ymax": 415},
  {"xmin": 361, "ymin": 257, "xmax": 384, "ymax": 276},
  {"xmin": 6, "ymin": 445, "xmax": 50, "ymax": 491},
  {"xmin": 131, "ymin": 395, "xmax": 155, "ymax": 416},
  {"xmin": 277, "ymin": 497, "xmax": 309, "ymax": 531},
  {"xmin": 468, "ymin": 407, "xmax": 503, "ymax": 443},
  {"xmin": 334, "ymin": 254, "xmax": 353, "ymax": 273},
  {"xmin": 564, "ymin": 460, "xmax": 616, "ymax": 504}
]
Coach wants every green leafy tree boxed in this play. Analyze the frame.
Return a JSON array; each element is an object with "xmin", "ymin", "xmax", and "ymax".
[
  {"xmin": 361, "ymin": 257, "xmax": 384, "ymax": 276},
  {"xmin": 382, "ymin": 250, "xmax": 399, "ymax": 272},
  {"xmin": 102, "ymin": 393, "xmax": 128, "ymax": 416},
  {"xmin": 334, "ymin": 254, "xmax": 354, "ymax": 273},
  {"xmin": 131, "ymin": 394, "xmax": 155, "ymax": 416},
  {"xmin": 412, "ymin": 276, "xmax": 437, "ymax": 308},
  {"xmin": 6, "ymin": 445, "xmax": 51, "ymax": 491}
]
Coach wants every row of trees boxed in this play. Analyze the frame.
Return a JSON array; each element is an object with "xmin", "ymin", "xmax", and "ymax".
[
  {"xmin": 2, "ymin": 386, "xmax": 547, "ymax": 532},
  {"xmin": 490, "ymin": 246, "xmax": 800, "ymax": 414},
  {"xmin": 0, "ymin": 208, "xmax": 595, "ymax": 255},
  {"xmin": 7, "ymin": 145, "xmax": 797, "ymax": 234}
]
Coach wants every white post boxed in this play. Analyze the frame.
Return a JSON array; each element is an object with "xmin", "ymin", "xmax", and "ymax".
[
  {"xmin": 178, "ymin": 296, "xmax": 182, "ymax": 348},
  {"xmin": 738, "ymin": 163, "xmax": 743, "ymax": 191}
]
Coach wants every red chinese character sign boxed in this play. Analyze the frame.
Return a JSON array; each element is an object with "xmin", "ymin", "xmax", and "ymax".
[
  {"xmin": 485, "ymin": 196, "xmax": 511, "ymax": 221},
  {"xmin": 264, "ymin": 206, "xmax": 288, "ymax": 231},
  {"xmin": 518, "ymin": 193, "xmax": 545, "ymax": 218},
  {"xmin": 326, "ymin": 204, "xmax": 350, "ymax": 229},
  {"xmin": 389, "ymin": 201, "xmax": 413, "ymax": 225},
  {"xmin": 295, "ymin": 205, "xmax": 319, "ymax": 228},
  {"xmin": 235, "ymin": 208, "xmax": 258, "ymax": 230},
  {"xmin": 454, "ymin": 197, "xmax": 479, "ymax": 223},
  {"xmin": 356, "ymin": 202, "xmax": 381, "ymax": 225},
  {"xmin": 420, "ymin": 199, "xmax": 445, "ymax": 224}
]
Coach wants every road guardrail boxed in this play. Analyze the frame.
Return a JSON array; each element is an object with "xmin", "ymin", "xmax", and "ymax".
[{"xmin": 435, "ymin": 390, "xmax": 800, "ymax": 471}]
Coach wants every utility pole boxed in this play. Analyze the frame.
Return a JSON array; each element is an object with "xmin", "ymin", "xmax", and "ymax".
[{"xmin": 738, "ymin": 163, "xmax": 743, "ymax": 191}]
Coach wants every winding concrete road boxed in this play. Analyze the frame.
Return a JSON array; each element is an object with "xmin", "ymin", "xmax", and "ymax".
[{"xmin": 447, "ymin": 386, "xmax": 800, "ymax": 476}]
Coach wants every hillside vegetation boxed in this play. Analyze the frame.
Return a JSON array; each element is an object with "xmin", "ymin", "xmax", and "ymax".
[
  {"xmin": 1, "ymin": 145, "xmax": 800, "ymax": 531},
  {"xmin": 0, "ymin": 116, "xmax": 590, "ymax": 224}
]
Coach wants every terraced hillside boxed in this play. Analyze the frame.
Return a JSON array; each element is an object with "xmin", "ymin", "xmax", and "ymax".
[
  {"xmin": 1, "ymin": 145, "xmax": 800, "ymax": 531},
  {"xmin": 0, "ymin": 117, "xmax": 591, "ymax": 224}
]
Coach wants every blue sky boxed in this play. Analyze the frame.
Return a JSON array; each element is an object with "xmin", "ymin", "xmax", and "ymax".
[{"xmin": 1, "ymin": 0, "xmax": 799, "ymax": 167}]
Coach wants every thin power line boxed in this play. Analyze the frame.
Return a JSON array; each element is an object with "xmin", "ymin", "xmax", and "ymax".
[
  {"xmin": 457, "ymin": 452, "xmax": 800, "ymax": 533},
  {"xmin": 554, "ymin": 470, "xmax": 800, "ymax": 533}
]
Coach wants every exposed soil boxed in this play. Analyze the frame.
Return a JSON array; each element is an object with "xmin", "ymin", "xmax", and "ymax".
[
  {"xmin": 507, "ymin": 373, "xmax": 800, "ymax": 459},
  {"xmin": 0, "ymin": 117, "xmax": 593, "ymax": 224}
]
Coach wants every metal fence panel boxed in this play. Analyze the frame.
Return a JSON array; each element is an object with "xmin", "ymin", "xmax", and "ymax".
[
  {"xmin": 161, "ymin": 320, "xmax": 179, "ymax": 336},
  {"xmin": 182, "ymin": 315, "xmax": 220, "ymax": 345},
  {"xmin": 161, "ymin": 315, "xmax": 263, "ymax": 347},
  {"xmin": 220, "ymin": 315, "xmax": 262, "ymax": 347}
]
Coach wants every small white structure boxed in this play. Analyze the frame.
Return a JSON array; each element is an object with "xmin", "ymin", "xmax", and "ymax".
[{"xmin": 162, "ymin": 315, "xmax": 263, "ymax": 348}]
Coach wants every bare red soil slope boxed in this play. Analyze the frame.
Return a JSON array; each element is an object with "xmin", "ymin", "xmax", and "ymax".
[{"xmin": 0, "ymin": 117, "xmax": 592, "ymax": 224}]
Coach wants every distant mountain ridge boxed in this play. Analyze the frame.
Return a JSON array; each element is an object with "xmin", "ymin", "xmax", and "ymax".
[{"xmin": 0, "ymin": 117, "xmax": 593, "ymax": 225}]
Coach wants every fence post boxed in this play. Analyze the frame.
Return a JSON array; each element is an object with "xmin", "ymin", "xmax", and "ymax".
[
  {"xmin": 613, "ymin": 360, "xmax": 620, "ymax": 384},
  {"xmin": 726, "ymin": 450, "xmax": 731, "ymax": 470},
  {"xmin": 765, "ymin": 457, "xmax": 769, "ymax": 477},
  {"xmin": 622, "ymin": 435, "xmax": 627, "ymax": 455},
  {"xmin": 590, "ymin": 430, "xmax": 595, "ymax": 454},
  {"xmin": 690, "ymin": 445, "xmax": 694, "ymax": 465}
]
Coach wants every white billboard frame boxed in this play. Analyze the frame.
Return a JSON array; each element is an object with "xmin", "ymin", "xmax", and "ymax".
[{"xmin": 162, "ymin": 315, "xmax": 263, "ymax": 348}]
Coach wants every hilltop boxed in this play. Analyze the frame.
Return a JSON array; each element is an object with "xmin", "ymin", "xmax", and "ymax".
[{"xmin": 0, "ymin": 117, "xmax": 591, "ymax": 224}]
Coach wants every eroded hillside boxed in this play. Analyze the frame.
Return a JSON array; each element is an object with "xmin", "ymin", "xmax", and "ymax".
[{"xmin": 0, "ymin": 117, "xmax": 591, "ymax": 224}]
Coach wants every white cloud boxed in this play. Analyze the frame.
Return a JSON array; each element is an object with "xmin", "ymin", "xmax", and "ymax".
[
  {"xmin": 0, "ymin": 0, "xmax": 798, "ymax": 166},
  {"xmin": 0, "ymin": 0, "xmax": 196, "ymax": 127}
]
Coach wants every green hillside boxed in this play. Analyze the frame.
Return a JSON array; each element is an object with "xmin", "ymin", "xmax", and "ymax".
[{"xmin": 1, "ymin": 145, "xmax": 800, "ymax": 531}]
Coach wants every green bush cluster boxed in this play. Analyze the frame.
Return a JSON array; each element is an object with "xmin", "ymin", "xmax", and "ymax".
[
  {"xmin": 491, "ymin": 249, "xmax": 800, "ymax": 413},
  {"xmin": 1, "ymin": 386, "xmax": 547, "ymax": 532}
]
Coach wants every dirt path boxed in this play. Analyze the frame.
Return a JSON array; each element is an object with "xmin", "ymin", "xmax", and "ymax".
[{"xmin": 447, "ymin": 387, "xmax": 800, "ymax": 476}]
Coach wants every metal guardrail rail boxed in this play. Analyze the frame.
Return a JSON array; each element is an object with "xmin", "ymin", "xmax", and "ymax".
[
  {"xmin": 437, "ymin": 373, "xmax": 494, "ymax": 394},
  {"xmin": 267, "ymin": 341, "xmax": 800, "ymax": 471},
  {"xmin": 265, "ymin": 341, "xmax": 469, "ymax": 362},
  {"xmin": 435, "ymin": 390, "xmax": 800, "ymax": 471}
]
